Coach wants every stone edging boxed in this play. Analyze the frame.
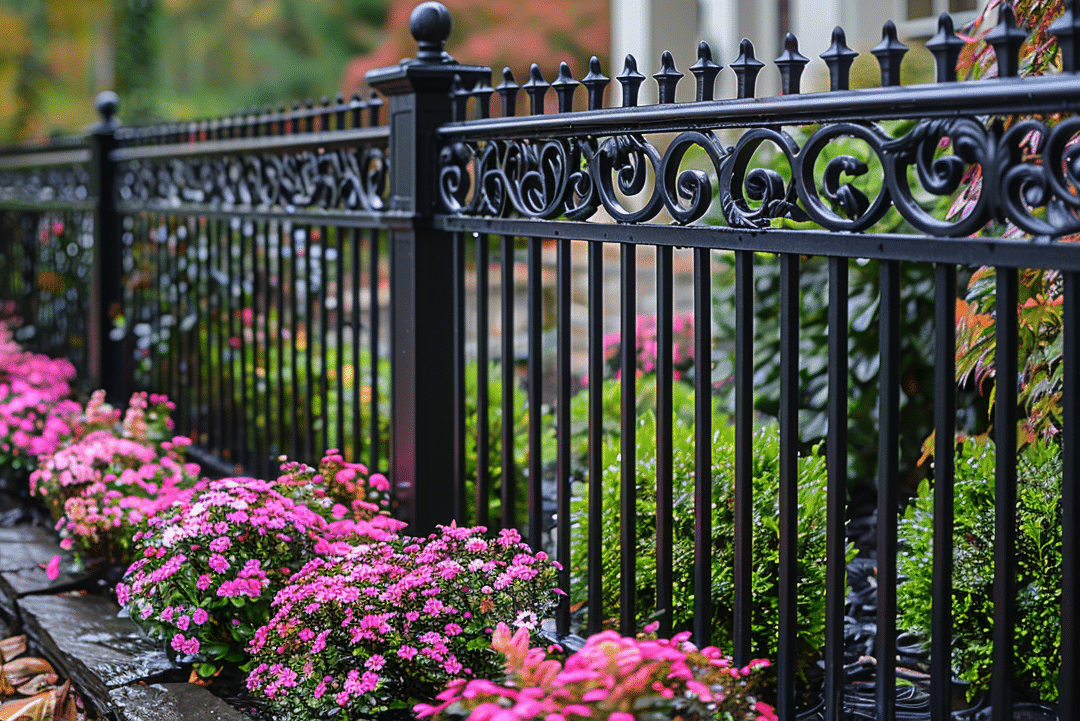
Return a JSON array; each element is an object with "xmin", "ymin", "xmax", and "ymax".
[{"xmin": 0, "ymin": 525, "xmax": 251, "ymax": 721}]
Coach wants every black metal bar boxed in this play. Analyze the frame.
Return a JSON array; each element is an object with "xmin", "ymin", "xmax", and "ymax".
[
  {"xmin": 206, "ymin": 218, "xmax": 218, "ymax": 452},
  {"xmin": 88, "ymin": 93, "xmax": 128, "ymax": 403},
  {"xmin": 501, "ymin": 235, "xmax": 515, "ymax": 536},
  {"xmin": 656, "ymin": 245, "xmax": 674, "ymax": 638},
  {"xmin": 931, "ymin": 262, "xmax": 957, "ymax": 721},
  {"xmin": 336, "ymin": 224, "xmax": 345, "ymax": 455},
  {"xmin": 620, "ymin": 242, "xmax": 637, "ymax": 637},
  {"xmin": 693, "ymin": 246, "xmax": 712, "ymax": 648},
  {"xmin": 452, "ymin": 231, "xmax": 466, "ymax": 523},
  {"xmin": 435, "ymin": 217, "xmax": 1080, "ymax": 270},
  {"xmin": 778, "ymin": 253, "xmax": 799, "ymax": 721},
  {"xmin": 877, "ymin": 259, "xmax": 901, "ymax": 721},
  {"xmin": 587, "ymin": 239, "xmax": 604, "ymax": 636},
  {"xmin": 992, "ymin": 267, "xmax": 1018, "ymax": 721},
  {"xmin": 734, "ymin": 249, "xmax": 753, "ymax": 665},
  {"xmin": 556, "ymin": 236, "xmax": 571, "ymax": 634},
  {"xmin": 368, "ymin": 228, "xmax": 380, "ymax": 472},
  {"xmin": 304, "ymin": 226, "xmax": 315, "ymax": 462},
  {"xmin": 110, "ymin": 126, "xmax": 388, "ymax": 163},
  {"xmin": 824, "ymin": 256, "xmax": 848, "ymax": 721},
  {"xmin": 236, "ymin": 218, "xmax": 248, "ymax": 469},
  {"xmin": 260, "ymin": 219, "xmax": 271, "ymax": 477},
  {"xmin": 1063, "ymin": 270, "xmax": 1079, "ymax": 721},
  {"xmin": 289, "ymin": 225, "xmax": 300, "ymax": 461},
  {"xmin": 319, "ymin": 223, "xmax": 330, "ymax": 455},
  {"xmin": 275, "ymin": 222, "xmax": 286, "ymax": 466},
  {"xmin": 437, "ymin": 73, "xmax": 1080, "ymax": 140},
  {"xmin": 351, "ymin": 227, "xmax": 362, "ymax": 465},
  {"xmin": 526, "ymin": 236, "xmax": 541, "ymax": 544},
  {"xmin": 476, "ymin": 235, "xmax": 491, "ymax": 527}
]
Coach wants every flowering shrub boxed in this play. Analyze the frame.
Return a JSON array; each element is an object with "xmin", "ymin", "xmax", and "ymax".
[
  {"xmin": 416, "ymin": 622, "xmax": 776, "ymax": 721},
  {"xmin": 246, "ymin": 524, "xmax": 560, "ymax": 719},
  {"xmin": 0, "ymin": 321, "xmax": 81, "ymax": 477},
  {"xmin": 594, "ymin": 313, "xmax": 696, "ymax": 384},
  {"xmin": 28, "ymin": 392, "xmax": 198, "ymax": 565},
  {"xmin": 119, "ymin": 475, "xmax": 404, "ymax": 678},
  {"xmin": 273, "ymin": 449, "xmax": 392, "ymax": 524}
]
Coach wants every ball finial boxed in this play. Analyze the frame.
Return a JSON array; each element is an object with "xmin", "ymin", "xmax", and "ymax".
[
  {"xmin": 410, "ymin": 2, "xmax": 453, "ymax": 63},
  {"xmin": 95, "ymin": 90, "xmax": 120, "ymax": 122}
]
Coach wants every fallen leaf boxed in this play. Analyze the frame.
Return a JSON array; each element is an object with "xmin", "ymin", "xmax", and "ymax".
[
  {"xmin": 16, "ymin": 674, "xmax": 57, "ymax": 696},
  {"xmin": 2, "ymin": 659, "xmax": 54, "ymax": 688},
  {"xmin": 0, "ymin": 638, "xmax": 25, "ymax": 665},
  {"xmin": 0, "ymin": 688, "xmax": 56, "ymax": 720}
]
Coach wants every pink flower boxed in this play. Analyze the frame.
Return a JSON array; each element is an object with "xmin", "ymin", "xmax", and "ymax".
[{"xmin": 44, "ymin": 555, "xmax": 61, "ymax": 581}]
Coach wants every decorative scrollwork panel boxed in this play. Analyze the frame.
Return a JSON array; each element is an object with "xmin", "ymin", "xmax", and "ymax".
[
  {"xmin": 437, "ymin": 115, "xmax": 1080, "ymax": 239},
  {"xmin": 117, "ymin": 147, "xmax": 387, "ymax": 213}
]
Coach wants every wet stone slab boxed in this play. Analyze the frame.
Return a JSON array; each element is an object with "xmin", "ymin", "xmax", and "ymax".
[
  {"xmin": 0, "ymin": 525, "xmax": 63, "ymax": 571},
  {"xmin": 110, "ymin": 683, "xmax": 252, "ymax": 721},
  {"xmin": 18, "ymin": 594, "xmax": 179, "ymax": 714}
]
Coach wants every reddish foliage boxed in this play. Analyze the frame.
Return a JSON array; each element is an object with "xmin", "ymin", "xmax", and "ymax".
[{"xmin": 341, "ymin": 0, "xmax": 609, "ymax": 113}]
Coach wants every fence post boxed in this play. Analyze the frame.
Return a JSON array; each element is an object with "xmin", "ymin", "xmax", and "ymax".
[
  {"xmin": 367, "ymin": 2, "xmax": 489, "ymax": 534},
  {"xmin": 87, "ymin": 91, "xmax": 131, "ymax": 404}
]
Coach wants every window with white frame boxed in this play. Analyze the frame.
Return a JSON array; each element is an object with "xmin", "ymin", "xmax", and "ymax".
[{"xmin": 902, "ymin": 0, "xmax": 980, "ymax": 37}]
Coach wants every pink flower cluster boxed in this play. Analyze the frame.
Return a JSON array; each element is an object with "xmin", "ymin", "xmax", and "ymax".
[
  {"xmin": 273, "ymin": 450, "xmax": 393, "ymax": 527},
  {"xmin": 588, "ymin": 312, "xmax": 696, "ymax": 386},
  {"xmin": 416, "ymin": 623, "xmax": 777, "ymax": 721},
  {"xmin": 119, "ymin": 471, "xmax": 405, "ymax": 676},
  {"xmin": 246, "ymin": 524, "xmax": 560, "ymax": 719},
  {"xmin": 29, "ymin": 391, "xmax": 198, "ymax": 565},
  {"xmin": 0, "ymin": 320, "xmax": 81, "ymax": 475}
]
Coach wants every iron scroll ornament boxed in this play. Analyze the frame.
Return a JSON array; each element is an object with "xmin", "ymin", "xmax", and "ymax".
[
  {"xmin": 0, "ymin": 164, "xmax": 91, "ymax": 207},
  {"xmin": 117, "ymin": 146, "xmax": 387, "ymax": 214},
  {"xmin": 437, "ymin": 116, "xmax": 1080, "ymax": 238}
]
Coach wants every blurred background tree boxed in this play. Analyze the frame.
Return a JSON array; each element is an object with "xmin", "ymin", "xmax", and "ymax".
[{"xmin": 0, "ymin": 0, "xmax": 607, "ymax": 142}]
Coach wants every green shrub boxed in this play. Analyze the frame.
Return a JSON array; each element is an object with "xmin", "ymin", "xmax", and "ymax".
[
  {"xmin": 897, "ymin": 436, "xmax": 1062, "ymax": 702},
  {"xmin": 570, "ymin": 401, "xmax": 847, "ymax": 679}
]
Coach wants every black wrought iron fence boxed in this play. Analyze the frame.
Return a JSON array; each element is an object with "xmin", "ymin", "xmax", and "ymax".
[{"xmin": 3, "ymin": 2, "xmax": 1080, "ymax": 721}]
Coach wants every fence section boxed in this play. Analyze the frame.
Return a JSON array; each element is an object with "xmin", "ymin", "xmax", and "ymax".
[{"xmin": 2, "ymin": 4, "xmax": 1080, "ymax": 721}]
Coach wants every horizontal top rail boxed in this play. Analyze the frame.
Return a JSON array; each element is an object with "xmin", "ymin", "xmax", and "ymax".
[
  {"xmin": 0, "ymin": 148, "xmax": 90, "ymax": 171},
  {"xmin": 110, "ymin": 125, "xmax": 390, "ymax": 163},
  {"xmin": 437, "ymin": 74, "xmax": 1080, "ymax": 140}
]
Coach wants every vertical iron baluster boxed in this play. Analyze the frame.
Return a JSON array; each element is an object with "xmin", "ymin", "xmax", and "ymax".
[
  {"xmin": 336, "ymin": 225, "xmax": 345, "ymax": 455},
  {"xmin": 203, "ymin": 212, "xmax": 215, "ymax": 452},
  {"xmin": 931, "ymin": 263, "xmax": 957, "ymax": 721},
  {"xmin": 274, "ymin": 222, "xmax": 285, "ymax": 468},
  {"xmin": 303, "ymin": 224, "xmax": 314, "ymax": 462},
  {"xmin": 526, "ymin": 236, "xmax": 541, "ymax": 544},
  {"xmin": 693, "ymin": 247, "xmax": 712, "ymax": 647},
  {"xmin": 320, "ymin": 223, "xmax": 329, "ymax": 455},
  {"xmin": 993, "ymin": 267, "xmax": 1018, "ymax": 721},
  {"xmin": 1062, "ymin": 270, "xmax": 1079, "ymax": 721},
  {"xmin": 289, "ymin": 224, "xmax": 300, "ymax": 461},
  {"xmin": 237, "ymin": 218, "xmax": 249, "ymax": 470},
  {"xmin": 501, "ymin": 236, "xmax": 516, "ymax": 531},
  {"xmin": 155, "ymin": 212, "xmax": 166, "ymax": 395},
  {"xmin": 369, "ymin": 228, "xmax": 380, "ymax": 471},
  {"xmin": 587, "ymin": 240, "xmax": 604, "ymax": 635},
  {"xmin": 351, "ymin": 227, "xmax": 362, "ymax": 464},
  {"xmin": 734, "ymin": 249, "xmax": 754, "ymax": 664},
  {"xmin": 778, "ymin": 253, "xmax": 800, "ymax": 721},
  {"xmin": 254, "ymin": 219, "xmax": 265, "ymax": 478},
  {"xmin": 825, "ymin": 256, "xmax": 849, "ymax": 721},
  {"xmin": 556, "ymin": 236, "xmax": 572, "ymax": 633},
  {"xmin": 656, "ymin": 245, "xmax": 674, "ymax": 637},
  {"xmin": 477, "ymin": 235, "xmax": 491, "ymax": 527},
  {"xmin": 620, "ymin": 242, "xmax": 637, "ymax": 637},
  {"xmin": 216, "ymin": 213, "xmax": 229, "ymax": 458},
  {"xmin": 877, "ymin": 259, "xmax": 901, "ymax": 721},
  {"xmin": 452, "ymin": 231, "xmax": 466, "ymax": 523}
]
